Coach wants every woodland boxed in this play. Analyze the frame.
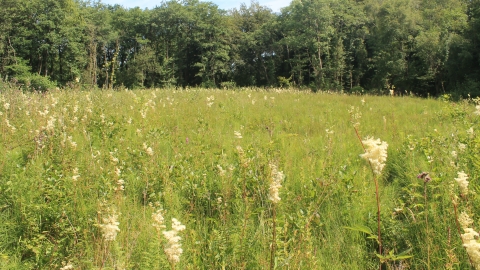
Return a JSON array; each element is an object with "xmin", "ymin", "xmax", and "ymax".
[{"xmin": 1, "ymin": 0, "xmax": 480, "ymax": 96}]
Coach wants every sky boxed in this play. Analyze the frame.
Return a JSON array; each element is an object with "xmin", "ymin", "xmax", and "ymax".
[{"xmin": 99, "ymin": 0, "xmax": 291, "ymax": 13}]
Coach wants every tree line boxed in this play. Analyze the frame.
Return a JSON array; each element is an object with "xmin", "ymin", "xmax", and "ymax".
[{"xmin": 1, "ymin": 0, "xmax": 479, "ymax": 96}]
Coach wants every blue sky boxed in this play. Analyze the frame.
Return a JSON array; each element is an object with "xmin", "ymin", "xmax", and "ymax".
[{"xmin": 99, "ymin": 0, "xmax": 291, "ymax": 13}]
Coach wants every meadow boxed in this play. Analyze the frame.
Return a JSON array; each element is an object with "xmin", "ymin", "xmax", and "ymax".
[{"xmin": 0, "ymin": 86, "xmax": 479, "ymax": 269}]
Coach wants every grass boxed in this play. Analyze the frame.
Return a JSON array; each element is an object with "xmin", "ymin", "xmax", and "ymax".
[{"xmin": 0, "ymin": 85, "xmax": 478, "ymax": 269}]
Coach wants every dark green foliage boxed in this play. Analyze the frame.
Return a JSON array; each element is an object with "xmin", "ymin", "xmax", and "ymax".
[{"xmin": 0, "ymin": 0, "xmax": 479, "ymax": 95}]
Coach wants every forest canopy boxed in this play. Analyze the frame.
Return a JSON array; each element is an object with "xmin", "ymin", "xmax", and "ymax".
[{"xmin": 1, "ymin": 0, "xmax": 479, "ymax": 96}]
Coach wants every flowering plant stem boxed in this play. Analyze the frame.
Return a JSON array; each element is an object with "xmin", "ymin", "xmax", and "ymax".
[
  {"xmin": 270, "ymin": 205, "xmax": 276, "ymax": 270},
  {"xmin": 354, "ymin": 127, "xmax": 382, "ymax": 270},
  {"xmin": 424, "ymin": 182, "xmax": 430, "ymax": 270}
]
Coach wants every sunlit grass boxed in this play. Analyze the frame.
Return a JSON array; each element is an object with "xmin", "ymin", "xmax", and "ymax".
[{"xmin": 0, "ymin": 86, "xmax": 477, "ymax": 269}]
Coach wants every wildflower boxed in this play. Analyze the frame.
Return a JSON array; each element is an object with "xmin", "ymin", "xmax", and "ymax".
[
  {"xmin": 451, "ymin": 151, "xmax": 457, "ymax": 158},
  {"xmin": 459, "ymin": 211, "xmax": 473, "ymax": 229},
  {"xmin": 60, "ymin": 263, "xmax": 74, "ymax": 270},
  {"xmin": 234, "ymin": 131, "xmax": 242, "ymax": 139},
  {"xmin": 72, "ymin": 168, "xmax": 80, "ymax": 181},
  {"xmin": 115, "ymin": 167, "xmax": 121, "ymax": 177},
  {"xmin": 474, "ymin": 105, "xmax": 480, "ymax": 115},
  {"xmin": 216, "ymin": 165, "xmax": 226, "ymax": 176},
  {"xmin": 360, "ymin": 137, "xmax": 388, "ymax": 175},
  {"xmin": 4, "ymin": 102, "xmax": 10, "ymax": 110},
  {"xmin": 46, "ymin": 116, "xmax": 56, "ymax": 132},
  {"xmin": 455, "ymin": 171, "xmax": 469, "ymax": 196},
  {"xmin": 163, "ymin": 218, "xmax": 186, "ymax": 265},
  {"xmin": 461, "ymin": 227, "xmax": 480, "ymax": 269},
  {"xmin": 269, "ymin": 164, "xmax": 285, "ymax": 204},
  {"xmin": 236, "ymin": 145, "xmax": 244, "ymax": 155},
  {"xmin": 417, "ymin": 172, "xmax": 431, "ymax": 183},
  {"xmin": 99, "ymin": 210, "xmax": 120, "ymax": 241},
  {"xmin": 143, "ymin": 143, "xmax": 154, "ymax": 156},
  {"xmin": 468, "ymin": 127, "xmax": 474, "ymax": 135},
  {"xmin": 152, "ymin": 209, "xmax": 166, "ymax": 231},
  {"xmin": 110, "ymin": 152, "xmax": 119, "ymax": 164},
  {"xmin": 348, "ymin": 106, "xmax": 362, "ymax": 128},
  {"xmin": 459, "ymin": 143, "xmax": 466, "ymax": 151},
  {"xmin": 116, "ymin": 179, "xmax": 125, "ymax": 191},
  {"xmin": 5, "ymin": 119, "xmax": 16, "ymax": 133}
]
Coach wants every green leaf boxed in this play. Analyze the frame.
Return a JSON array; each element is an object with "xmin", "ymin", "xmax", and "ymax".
[{"xmin": 343, "ymin": 225, "xmax": 374, "ymax": 235}]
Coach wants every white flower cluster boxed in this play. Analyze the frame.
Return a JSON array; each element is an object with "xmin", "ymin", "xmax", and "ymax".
[
  {"xmin": 268, "ymin": 164, "xmax": 285, "ymax": 204},
  {"xmin": 143, "ymin": 143, "xmax": 154, "ymax": 156},
  {"xmin": 460, "ymin": 212, "xmax": 480, "ymax": 269},
  {"xmin": 474, "ymin": 104, "xmax": 480, "ymax": 115},
  {"xmin": 99, "ymin": 210, "xmax": 120, "ymax": 242},
  {"xmin": 455, "ymin": 171, "xmax": 469, "ymax": 196},
  {"xmin": 360, "ymin": 137, "xmax": 388, "ymax": 175},
  {"xmin": 152, "ymin": 209, "xmax": 166, "ymax": 231},
  {"xmin": 163, "ymin": 218, "xmax": 186, "ymax": 265},
  {"xmin": 59, "ymin": 263, "xmax": 74, "ymax": 270}
]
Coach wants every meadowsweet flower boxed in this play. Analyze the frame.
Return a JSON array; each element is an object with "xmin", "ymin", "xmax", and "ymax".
[
  {"xmin": 455, "ymin": 171, "xmax": 469, "ymax": 196},
  {"xmin": 236, "ymin": 145, "xmax": 244, "ymax": 155},
  {"xmin": 461, "ymin": 227, "xmax": 480, "ymax": 269},
  {"xmin": 216, "ymin": 165, "xmax": 226, "ymax": 176},
  {"xmin": 360, "ymin": 137, "xmax": 388, "ymax": 175},
  {"xmin": 99, "ymin": 210, "xmax": 120, "ymax": 241},
  {"xmin": 60, "ymin": 263, "xmax": 74, "ymax": 270},
  {"xmin": 234, "ymin": 131, "xmax": 242, "ymax": 139},
  {"xmin": 115, "ymin": 167, "xmax": 121, "ymax": 177},
  {"xmin": 459, "ymin": 211, "xmax": 473, "ymax": 229},
  {"xmin": 451, "ymin": 151, "xmax": 457, "ymax": 158},
  {"xmin": 116, "ymin": 179, "xmax": 125, "ymax": 191},
  {"xmin": 474, "ymin": 105, "xmax": 480, "ymax": 115},
  {"xmin": 269, "ymin": 164, "xmax": 284, "ymax": 204},
  {"xmin": 163, "ymin": 218, "xmax": 186, "ymax": 265},
  {"xmin": 5, "ymin": 119, "xmax": 16, "ymax": 133},
  {"xmin": 72, "ymin": 168, "xmax": 80, "ymax": 181},
  {"xmin": 348, "ymin": 106, "xmax": 362, "ymax": 128},
  {"xmin": 46, "ymin": 116, "xmax": 56, "ymax": 132},
  {"xmin": 468, "ymin": 127, "xmax": 474, "ymax": 135},
  {"xmin": 152, "ymin": 209, "xmax": 166, "ymax": 231},
  {"xmin": 143, "ymin": 143, "xmax": 154, "ymax": 156},
  {"xmin": 459, "ymin": 143, "xmax": 466, "ymax": 151},
  {"xmin": 110, "ymin": 152, "xmax": 119, "ymax": 164}
]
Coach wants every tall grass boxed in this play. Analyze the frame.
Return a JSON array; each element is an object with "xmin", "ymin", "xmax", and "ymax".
[{"xmin": 0, "ymin": 85, "xmax": 478, "ymax": 269}]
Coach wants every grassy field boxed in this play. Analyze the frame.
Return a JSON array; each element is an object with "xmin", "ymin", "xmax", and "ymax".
[{"xmin": 0, "ymin": 86, "xmax": 479, "ymax": 269}]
